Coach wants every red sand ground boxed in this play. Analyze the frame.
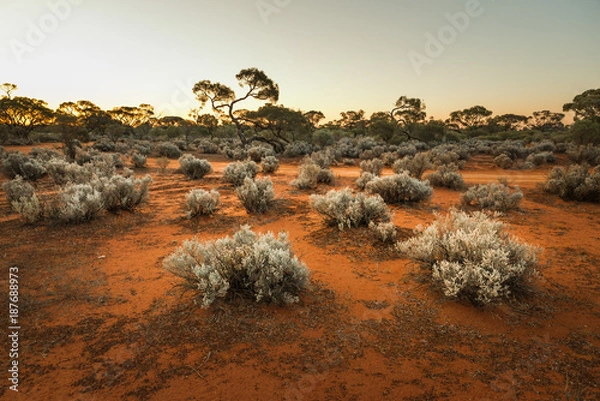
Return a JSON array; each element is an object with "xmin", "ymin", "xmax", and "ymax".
[{"xmin": 1, "ymin": 148, "xmax": 599, "ymax": 400}]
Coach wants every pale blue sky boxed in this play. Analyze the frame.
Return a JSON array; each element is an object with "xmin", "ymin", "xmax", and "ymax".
[{"xmin": 1, "ymin": 0, "xmax": 599, "ymax": 122}]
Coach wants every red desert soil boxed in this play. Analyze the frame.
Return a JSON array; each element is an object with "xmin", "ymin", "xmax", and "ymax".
[{"xmin": 1, "ymin": 148, "xmax": 599, "ymax": 400}]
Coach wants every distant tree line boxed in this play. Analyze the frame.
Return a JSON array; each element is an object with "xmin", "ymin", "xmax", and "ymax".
[{"xmin": 1, "ymin": 72, "xmax": 599, "ymax": 146}]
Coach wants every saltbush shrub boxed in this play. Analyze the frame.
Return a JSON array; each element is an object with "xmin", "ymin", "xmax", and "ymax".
[
  {"xmin": 356, "ymin": 172, "xmax": 376, "ymax": 190},
  {"xmin": 96, "ymin": 174, "xmax": 152, "ymax": 212},
  {"xmin": 283, "ymin": 141, "xmax": 313, "ymax": 157},
  {"xmin": 247, "ymin": 144, "xmax": 275, "ymax": 163},
  {"xmin": 369, "ymin": 221, "xmax": 397, "ymax": 243},
  {"xmin": 310, "ymin": 188, "xmax": 391, "ymax": 230},
  {"xmin": 260, "ymin": 155, "xmax": 280, "ymax": 173},
  {"xmin": 365, "ymin": 172, "xmax": 433, "ymax": 204},
  {"xmin": 424, "ymin": 164, "xmax": 465, "ymax": 190},
  {"xmin": 360, "ymin": 158, "xmax": 384, "ymax": 176},
  {"xmin": 461, "ymin": 182, "xmax": 523, "ymax": 211},
  {"xmin": 178, "ymin": 154, "xmax": 212, "ymax": 179},
  {"xmin": 566, "ymin": 144, "xmax": 600, "ymax": 166},
  {"xmin": 391, "ymin": 153, "xmax": 431, "ymax": 179},
  {"xmin": 494, "ymin": 154, "xmax": 514, "ymax": 169},
  {"xmin": 526, "ymin": 151, "xmax": 555, "ymax": 166},
  {"xmin": 222, "ymin": 160, "xmax": 260, "ymax": 187},
  {"xmin": 544, "ymin": 164, "xmax": 600, "ymax": 202},
  {"xmin": 291, "ymin": 162, "xmax": 321, "ymax": 190},
  {"xmin": 235, "ymin": 177, "xmax": 275, "ymax": 214},
  {"xmin": 2, "ymin": 152, "xmax": 47, "ymax": 181},
  {"xmin": 185, "ymin": 189, "xmax": 220, "ymax": 218},
  {"xmin": 156, "ymin": 142, "xmax": 182, "ymax": 159},
  {"xmin": 29, "ymin": 147, "xmax": 62, "ymax": 162},
  {"xmin": 49, "ymin": 183, "xmax": 104, "ymax": 223},
  {"xmin": 310, "ymin": 150, "xmax": 336, "ymax": 169},
  {"xmin": 131, "ymin": 153, "xmax": 147, "ymax": 168},
  {"xmin": 398, "ymin": 209, "xmax": 539, "ymax": 305},
  {"xmin": 163, "ymin": 226, "xmax": 310, "ymax": 307},
  {"xmin": 2, "ymin": 176, "xmax": 35, "ymax": 204},
  {"xmin": 11, "ymin": 195, "xmax": 43, "ymax": 224}
]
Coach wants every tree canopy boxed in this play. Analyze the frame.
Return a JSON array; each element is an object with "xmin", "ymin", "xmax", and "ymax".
[{"xmin": 192, "ymin": 68, "xmax": 279, "ymax": 145}]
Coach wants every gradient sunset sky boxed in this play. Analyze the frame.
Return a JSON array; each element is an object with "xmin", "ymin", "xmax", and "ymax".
[{"xmin": 1, "ymin": 0, "xmax": 599, "ymax": 123}]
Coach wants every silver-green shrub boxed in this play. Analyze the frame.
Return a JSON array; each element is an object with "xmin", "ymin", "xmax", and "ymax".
[
  {"xmin": 461, "ymin": 182, "xmax": 523, "ymax": 211},
  {"xmin": 2, "ymin": 175, "xmax": 35, "ymax": 204},
  {"xmin": 260, "ymin": 155, "xmax": 280, "ymax": 173},
  {"xmin": 369, "ymin": 221, "xmax": 397, "ymax": 243},
  {"xmin": 11, "ymin": 195, "xmax": 43, "ymax": 224},
  {"xmin": 544, "ymin": 164, "xmax": 600, "ymax": 202},
  {"xmin": 163, "ymin": 226, "xmax": 310, "ymax": 307},
  {"xmin": 178, "ymin": 154, "xmax": 212, "ymax": 179},
  {"xmin": 356, "ymin": 172, "xmax": 376, "ymax": 190},
  {"xmin": 156, "ymin": 142, "xmax": 182, "ymax": 159},
  {"xmin": 392, "ymin": 153, "xmax": 431, "ymax": 179},
  {"xmin": 291, "ymin": 162, "xmax": 320, "ymax": 190},
  {"xmin": 222, "ymin": 160, "xmax": 260, "ymax": 187},
  {"xmin": 310, "ymin": 188, "xmax": 391, "ymax": 230},
  {"xmin": 360, "ymin": 158, "xmax": 384, "ymax": 176},
  {"xmin": 235, "ymin": 177, "xmax": 274, "ymax": 214},
  {"xmin": 291, "ymin": 161, "xmax": 334, "ymax": 189},
  {"xmin": 247, "ymin": 144, "xmax": 275, "ymax": 163},
  {"xmin": 494, "ymin": 154, "xmax": 514, "ymax": 169},
  {"xmin": 131, "ymin": 152, "xmax": 147, "ymax": 168},
  {"xmin": 96, "ymin": 174, "xmax": 152, "ymax": 212},
  {"xmin": 365, "ymin": 172, "xmax": 433, "ymax": 204},
  {"xmin": 49, "ymin": 183, "xmax": 104, "ymax": 223},
  {"xmin": 424, "ymin": 164, "xmax": 465, "ymax": 190},
  {"xmin": 398, "ymin": 209, "xmax": 538, "ymax": 305},
  {"xmin": 2, "ymin": 152, "xmax": 46, "ymax": 181},
  {"xmin": 526, "ymin": 151, "xmax": 555, "ymax": 166},
  {"xmin": 185, "ymin": 189, "xmax": 220, "ymax": 218}
]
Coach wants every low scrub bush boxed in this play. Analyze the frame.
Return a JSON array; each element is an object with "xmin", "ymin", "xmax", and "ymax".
[
  {"xmin": 49, "ymin": 183, "xmax": 104, "ymax": 223},
  {"xmin": 291, "ymin": 161, "xmax": 334, "ymax": 190},
  {"xmin": 236, "ymin": 177, "xmax": 275, "ymax": 214},
  {"xmin": 494, "ymin": 154, "xmax": 514, "ymax": 169},
  {"xmin": 131, "ymin": 153, "xmax": 147, "ymax": 168},
  {"xmin": 526, "ymin": 151, "xmax": 555, "ymax": 166},
  {"xmin": 185, "ymin": 189, "xmax": 220, "ymax": 218},
  {"xmin": 544, "ymin": 164, "xmax": 600, "ymax": 202},
  {"xmin": 156, "ymin": 142, "xmax": 182, "ymax": 159},
  {"xmin": 284, "ymin": 141, "xmax": 313, "ymax": 157},
  {"xmin": 2, "ymin": 152, "xmax": 46, "ymax": 181},
  {"xmin": 222, "ymin": 160, "xmax": 260, "ymax": 187},
  {"xmin": 369, "ymin": 221, "xmax": 397, "ymax": 243},
  {"xmin": 163, "ymin": 226, "xmax": 310, "ymax": 307},
  {"xmin": 11, "ymin": 194, "xmax": 43, "ymax": 224},
  {"xmin": 97, "ymin": 174, "xmax": 152, "ymax": 212},
  {"xmin": 310, "ymin": 188, "xmax": 391, "ymax": 230},
  {"xmin": 310, "ymin": 150, "xmax": 336, "ymax": 169},
  {"xmin": 356, "ymin": 172, "xmax": 376, "ymax": 190},
  {"xmin": 392, "ymin": 153, "xmax": 431, "ymax": 179},
  {"xmin": 179, "ymin": 154, "xmax": 212, "ymax": 179},
  {"xmin": 247, "ymin": 144, "xmax": 275, "ymax": 163},
  {"xmin": 260, "ymin": 156, "xmax": 280, "ymax": 173},
  {"xmin": 566, "ymin": 144, "xmax": 600, "ymax": 165},
  {"xmin": 398, "ymin": 209, "xmax": 539, "ymax": 305},
  {"xmin": 424, "ymin": 164, "xmax": 465, "ymax": 190},
  {"xmin": 461, "ymin": 182, "xmax": 523, "ymax": 211},
  {"xmin": 2, "ymin": 176, "xmax": 35, "ymax": 204},
  {"xmin": 365, "ymin": 172, "xmax": 433, "ymax": 204},
  {"xmin": 291, "ymin": 162, "xmax": 320, "ymax": 190},
  {"xmin": 360, "ymin": 158, "xmax": 384, "ymax": 176}
]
